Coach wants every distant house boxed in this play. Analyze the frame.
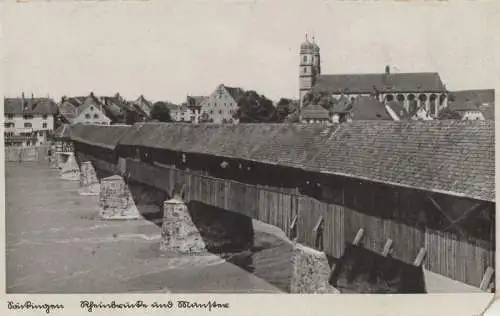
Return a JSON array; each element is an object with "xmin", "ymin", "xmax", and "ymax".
[
  {"xmin": 101, "ymin": 93, "xmax": 149, "ymax": 124},
  {"xmin": 133, "ymin": 95, "xmax": 154, "ymax": 118},
  {"xmin": 448, "ymin": 89, "xmax": 495, "ymax": 120},
  {"xmin": 59, "ymin": 93, "xmax": 148, "ymax": 125},
  {"xmin": 4, "ymin": 94, "xmax": 58, "ymax": 146},
  {"xmin": 71, "ymin": 93, "xmax": 112, "ymax": 125},
  {"xmin": 349, "ymin": 96, "xmax": 392, "ymax": 121},
  {"xmin": 300, "ymin": 103, "xmax": 330, "ymax": 124},
  {"xmin": 199, "ymin": 84, "xmax": 245, "ymax": 123},
  {"xmin": 412, "ymin": 106, "xmax": 433, "ymax": 121}
]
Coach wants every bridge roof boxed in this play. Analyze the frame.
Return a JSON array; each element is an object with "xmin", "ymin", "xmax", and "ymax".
[
  {"xmin": 74, "ymin": 121, "xmax": 495, "ymax": 202},
  {"xmin": 70, "ymin": 123, "xmax": 133, "ymax": 150}
]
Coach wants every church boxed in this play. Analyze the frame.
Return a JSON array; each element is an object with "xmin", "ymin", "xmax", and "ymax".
[{"xmin": 299, "ymin": 36, "xmax": 449, "ymax": 118}]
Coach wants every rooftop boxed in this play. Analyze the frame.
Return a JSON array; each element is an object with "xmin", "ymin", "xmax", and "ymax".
[
  {"xmin": 70, "ymin": 121, "xmax": 494, "ymax": 202},
  {"xmin": 313, "ymin": 71, "xmax": 446, "ymax": 94}
]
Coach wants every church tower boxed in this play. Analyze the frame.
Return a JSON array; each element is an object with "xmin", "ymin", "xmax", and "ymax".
[{"xmin": 299, "ymin": 35, "xmax": 321, "ymax": 108}]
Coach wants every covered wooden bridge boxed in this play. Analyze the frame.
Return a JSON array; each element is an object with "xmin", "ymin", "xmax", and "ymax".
[{"xmin": 68, "ymin": 120, "xmax": 495, "ymax": 292}]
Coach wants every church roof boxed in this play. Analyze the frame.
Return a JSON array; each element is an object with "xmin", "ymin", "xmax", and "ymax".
[{"xmin": 313, "ymin": 72, "xmax": 446, "ymax": 94}]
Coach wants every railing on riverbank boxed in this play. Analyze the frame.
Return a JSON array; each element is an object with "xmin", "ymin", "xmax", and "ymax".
[{"xmin": 4, "ymin": 145, "xmax": 50, "ymax": 163}]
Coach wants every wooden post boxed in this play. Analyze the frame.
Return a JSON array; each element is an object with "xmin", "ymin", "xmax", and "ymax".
[
  {"xmin": 381, "ymin": 239, "xmax": 393, "ymax": 257},
  {"xmin": 312, "ymin": 216, "xmax": 324, "ymax": 250},
  {"xmin": 413, "ymin": 248, "xmax": 427, "ymax": 266},
  {"xmin": 480, "ymin": 267, "xmax": 494, "ymax": 291},
  {"xmin": 353, "ymin": 228, "xmax": 364, "ymax": 246},
  {"xmin": 289, "ymin": 214, "xmax": 298, "ymax": 240}
]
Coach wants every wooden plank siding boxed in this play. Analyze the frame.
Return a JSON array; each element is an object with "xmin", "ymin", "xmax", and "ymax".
[{"xmin": 423, "ymin": 230, "xmax": 493, "ymax": 287}]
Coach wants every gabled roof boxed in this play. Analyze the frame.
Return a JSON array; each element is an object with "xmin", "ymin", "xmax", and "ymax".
[
  {"xmin": 4, "ymin": 97, "xmax": 58, "ymax": 115},
  {"xmin": 53, "ymin": 123, "xmax": 72, "ymax": 139},
  {"xmin": 66, "ymin": 96, "xmax": 87, "ymax": 107},
  {"xmin": 94, "ymin": 120, "xmax": 494, "ymax": 202},
  {"xmin": 313, "ymin": 72, "xmax": 446, "ymax": 94},
  {"xmin": 448, "ymin": 89, "xmax": 495, "ymax": 120},
  {"xmin": 223, "ymin": 85, "xmax": 245, "ymax": 102},
  {"xmin": 350, "ymin": 96, "xmax": 392, "ymax": 121},
  {"xmin": 187, "ymin": 95, "xmax": 208, "ymax": 108},
  {"xmin": 134, "ymin": 95, "xmax": 153, "ymax": 115},
  {"xmin": 301, "ymin": 103, "xmax": 330, "ymax": 120},
  {"xmin": 386, "ymin": 101, "xmax": 410, "ymax": 120}
]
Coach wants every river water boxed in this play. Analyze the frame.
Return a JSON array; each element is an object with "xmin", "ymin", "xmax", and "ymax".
[{"xmin": 5, "ymin": 162, "xmax": 293, "ymax": 293}]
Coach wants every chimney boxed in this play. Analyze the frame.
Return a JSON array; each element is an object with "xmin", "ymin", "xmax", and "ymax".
[{"xmin": 385, "ymin": 65, "xmax": 390, "ymax": 76}]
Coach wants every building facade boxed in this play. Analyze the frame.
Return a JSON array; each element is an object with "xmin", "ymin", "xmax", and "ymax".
[
  {"xmin": 73, "ymin": 94, "xmax": 112, "ymax": 125},
  {"xmin": 4, "ymin": 94, "xmax": 58, "ymax": 146},
  {"xmin": 298, "ymin": 36, "xmax": 449, "ymax": 118},
  {"xmin": 199, "ymin": 84, "xmax": 244, "ymax": 123}
]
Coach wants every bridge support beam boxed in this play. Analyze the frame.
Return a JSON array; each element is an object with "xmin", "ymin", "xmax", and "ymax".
[
  {"xmin": 78, "ymin": 161, "xmax": 100, "ymax": 196},
  {"xmin": 290, "ymin": 243, "xmax": 339, "ymax": 293},
  {"xmin": 99, "ymin": 175, "xmax": 141, "ymax": 220},
  {"xmin": 59, "ymin": 153, "xmax": 80, "ymax": 181},
  {"xmin": 160, "ymin": 197, "xmax": 206, "ymax": 254}
]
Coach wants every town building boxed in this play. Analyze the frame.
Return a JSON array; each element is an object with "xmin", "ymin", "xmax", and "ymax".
[
  {"xmin": 101, "ymin": 93, "xmax": 149, "ymax": 124},
  {"xmin": 300, "ymin": 96, "xmax": 409, "ymax": 123},
  {"xmin": 133, "ymin": 95, "xmax": 154, "ymax": 118},
  {"xmin": 165, "ymin": 103, "xmax": 194, "ymax": 122},
  {"xmin": 59, "ymin": 92, "xmax": 148, "ymax": 125},
  {"xmin": 447, "ymin": 89, "xmax": 495, "ymax": 120},
  {"xmin": 199, "ymin": 84, "xmax": 245, "ymax": 123},
  {"xmin": 59, "ymin": 93, "xmax": 111, "ymax": 125},
  {"xmin": 299, "ymin": 36, "xmax": 449, "ymax": 118},
  {"xmin": 4, "ymin": 94, "xmax": 58, "ymax": 146},
  {"xmin": 300, "ymin": 103, "xmax": 330, "ymax": 124}
]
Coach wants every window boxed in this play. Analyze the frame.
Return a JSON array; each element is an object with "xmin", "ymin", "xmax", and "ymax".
[
  {"xmin": 4, "ymin": 122, "xmax": 14, "ymax": 128},
  {"xmin": 303, "ymin": 56, "xmax": 307, "ymax": 62},
  {"xmin": 210, "ymin": 110, "xmax": 214, "ymax": 114},
  {"xmin": 303, "ymin": 67, "xmax": 307, "ymax": 73},
  {"xmin": 93, "ymin": 114, "xmax": 99, "ymax": 119},
  {"xmin": 23, "ymin": 115, "xmax": 33, "ymax": 120},
  {"xmin": 42, "ymin": 123, "xmax": 48, "ymax": 128},
  {"xmin": 6, "ymin": 114, "xmax": 14, "ymax": 120},
  {"xmin": 85, "ymin": 114, "xmax": 91, "ymax": 119},
  {"xmin": 90, "ymin": 106, "xmax": 94, "ymax": 111},
  {"xmin": 42, "ymin": 115, "xmax": 48, "ymax": 120},
  {"xmin": 24, "ymin": 123, "xmax": 32, "ymax": 128},
  {"xmin": 4, "ymin": 132, "xmax": 13, "ymax": 137},
  {"xmin": 219, "ymin": 110, "xmax": 222, "ymax": 114}
]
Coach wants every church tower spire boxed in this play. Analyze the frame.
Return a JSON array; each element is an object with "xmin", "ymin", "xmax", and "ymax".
[{"xmin": 299, "ymin": 34, "xmax": 315, "ymax": 109}]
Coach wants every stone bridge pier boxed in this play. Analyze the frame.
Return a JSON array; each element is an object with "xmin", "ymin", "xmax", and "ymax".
[
  {"xmin": 59, "ymin": 152, "xmax": 80, "ymax": 181},
  {"xmin": 72, "ymin": 157, "xmax": 337, "ymax": 293},
  {"xmin": 158, "ymin": 183, "xmax": 337, "ymax": 294}
]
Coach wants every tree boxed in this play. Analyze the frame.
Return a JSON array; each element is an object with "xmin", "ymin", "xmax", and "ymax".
[
  {"xmin": 302, "ymin": 90, "xmax": 336, "ymax": 111},
  {"xmin": 151, "ymin": 102, "xmax": 173, "ymax": 122},
  {"xmin": 234, "ymin": 91, "xmax": 278, "ymax": 123}
]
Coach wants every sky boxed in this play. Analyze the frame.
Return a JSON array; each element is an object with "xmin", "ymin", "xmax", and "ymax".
[{"xmin": 1, "ymin": 0, "xmax": 499, "ymax": 104}]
